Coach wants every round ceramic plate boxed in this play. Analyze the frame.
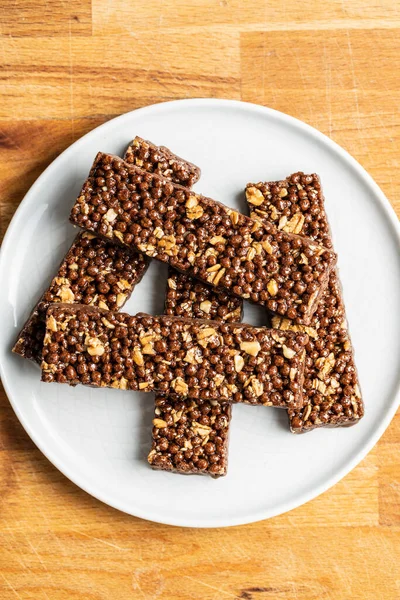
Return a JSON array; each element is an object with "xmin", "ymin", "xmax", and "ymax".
[{"xmin": 1, "ymin": 99, "xmax": 400, "ymax": 528}]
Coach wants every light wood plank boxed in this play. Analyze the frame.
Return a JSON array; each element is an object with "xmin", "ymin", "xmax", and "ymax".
[
  {"xmin": 0, "ymin": 33, "xmax": 240, "ymax": 119},
  {"xmin": 379, "ymin": 442, "xmax": 400, "ymax": 526},
  {"xmin": 92, "ymin": 0, "xmax": 400, "ymax": 34},
  {"xmin": 0, "ymin": 0, "xmax": 92, "ymax": 37}
]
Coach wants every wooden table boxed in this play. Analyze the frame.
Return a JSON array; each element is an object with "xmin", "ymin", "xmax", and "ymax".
[{"xmin": 1, "ymin": 2, "xmax": 399, "ymax": 598}]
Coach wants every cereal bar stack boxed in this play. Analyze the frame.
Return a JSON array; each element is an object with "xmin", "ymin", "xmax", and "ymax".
[{"xmin": 12, "ymin": 135, "xmax": 363, "ymax": 479}]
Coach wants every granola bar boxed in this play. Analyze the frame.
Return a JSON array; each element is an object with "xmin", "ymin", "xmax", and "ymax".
[
  {"xmin": 246, "ymin": 173, "xmax": 363, "ymax": 432},
  {"xmin": 41, "ymin": 305, "xmax": 307, "ymax": 409},
  {"xmin": 70, "ymin": 153, "xmax": 337, "ymax": 325},
  {"xmin": 148, "ymin": 271, "xmax": 243, "ymax": 478},
  {"xmin": 127, "ymin": 139, "xmax": 234, "ymax": 476}
]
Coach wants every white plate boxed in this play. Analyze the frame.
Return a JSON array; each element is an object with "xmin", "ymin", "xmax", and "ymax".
[{"xmin": 1, "ymin": 99, "xmax": 400, "ymax": 528}]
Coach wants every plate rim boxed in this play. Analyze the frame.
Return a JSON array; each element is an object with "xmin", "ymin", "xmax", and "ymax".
[{"xmin": 1, "ymin": 97, "xmax": 400, "ymax": 528}]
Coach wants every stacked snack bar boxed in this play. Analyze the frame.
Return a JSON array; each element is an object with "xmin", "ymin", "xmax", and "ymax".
[
  {"xmin": 125, "ymin": 140, "xmax": 239, "ymax": 476},
  {"xmin": 125, "ymin": 139, "xmax": 240, "ymax": 476},
  {"xmin": 41, "ymin": 306, "xmax": 308, "ymax": 409},
  {"xmin": 148, "ymin": 268, "xmax": 243, "ymax": 477},
  {"xmin": 246, "ymin": 173, "xmax": 363, "ymax": 432},
  {"xmin": 69, "ymin": 153, "xmax": 337, "ymax": 325},
  {"xmin": 14, "ymin": 126, "xmax": 364, "ymax": 487},
  {"xmin": 13, "ymin": 232, "xmax": 148, "ymax": 364}
]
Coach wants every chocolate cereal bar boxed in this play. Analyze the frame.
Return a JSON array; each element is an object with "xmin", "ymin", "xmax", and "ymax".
[
  {"xmin": 12, "ymin": 232, "xmax": 148, "ymax": 364},
  {"xmin": 41, "ymin": 305, "xmax": 307, "ymax": 409},
  {"xmin": 70, "ymin": 153, "xmax": 337, "ymax": 325},
  {"xmin": 128, "ymin": 140, "xmax": 233, "ymax": 475},
  {"xmin": 148, "ymin": 271, "xmax": 243, "ymax": 477},
  {"xmin": 125, "ymin": 136, "xmax": 201, "ymax": 188},
  {"xmin": 246, "ymin": 173, "xmax": 363, "ymax": 432},
  {"xmin": 128, "ymin": 140, "xmax": 233, "ymax": 476}
]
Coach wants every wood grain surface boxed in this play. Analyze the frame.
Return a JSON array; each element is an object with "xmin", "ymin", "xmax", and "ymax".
[{"xmin": 1, "ymin": 2, "xmax": 399, "ymax": 599}]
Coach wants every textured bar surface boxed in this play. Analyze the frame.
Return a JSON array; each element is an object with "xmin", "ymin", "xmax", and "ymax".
[
  {"xmin": 41, "ymin": 305, "xmax": 307, "ymax": 409},
  {"xmin": 69, "ymin": 153, "xmax": 337, "ymax": 325},
  {"xmin": 12, "ymin": 232, "xmax": 148, "ymax": 364},
  {"xmin": 148, "ymin": 396, "xmax": 231, "ymax": 478},
  {"xmin": 164, "ymin": 267, "xmax": 243, "ymax": 322},
  {"xmin": 125, "ymin": 136, "xmax": 201, "ymax": 188},
  {"xmin": 246, "ymin": 173, "xmax": 332, "ymax": 249},
  {"xmin": 246, "ymin": 173, "xmax": 363, "ymax": 432},
  {"xmin": 149, "ymin": 272, "xmax": 243, "ymax": 477}
]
